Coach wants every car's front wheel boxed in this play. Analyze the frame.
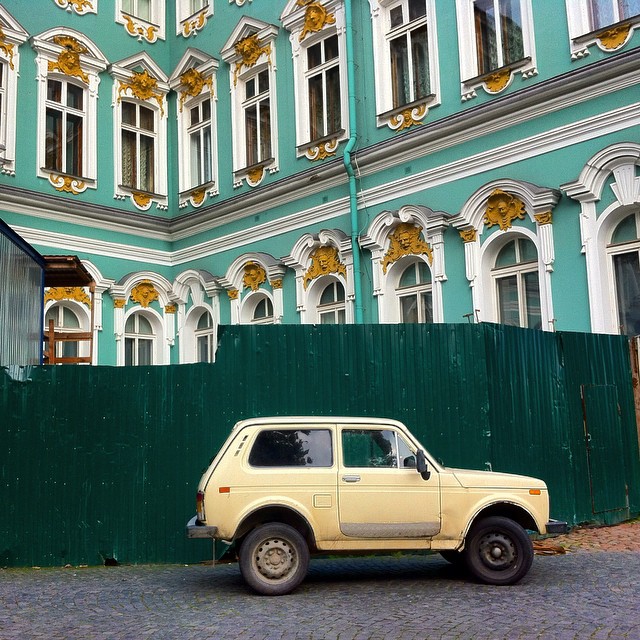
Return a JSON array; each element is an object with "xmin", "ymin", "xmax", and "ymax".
[
  {"xmin": 464, "ymin": 516, "xmax": 533, "ymax": 585},
  {"xmin": 238, "ymin": 523, "xmax": 310, "ymax": 596}
]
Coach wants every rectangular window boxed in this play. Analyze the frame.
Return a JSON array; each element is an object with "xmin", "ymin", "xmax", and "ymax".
[
  {"xmin": 0, "ymin": 62, "xmax": 5, "ymax": 147},
  {"xmin": 188, "ymin": 99, "xmax": 212, "ymax": 187},
  {"xmin": 306, "ymin": 35, "xmax": 341, "ymax": 141},
  {"xmin": 45, "ymin": 79, "xmax": 84, "ymax": 176},
  {"xmin": 613, "ymin": 251, "xmax": 640, "ymax": 335},
  {"xmin": 121, "ymin": 102, "xmax": 156, "ymax": 192},
  {"xmin": 342, "ymin": 429, "xmax": 415, "ymax": 469},
  {"xmin": 122, "ymin": 0, "xmax": 151, "ymax": 21},
  {"xmin": 243, "ymin": 70, "xmax": 271, "ymax": 167},
  {"xmin": 474, "ymin": 0, "xmax": 524, "ymax": 75},
  {"xmin": 589, "ymin": 0, "xmax": 640, "ymax": 30},
  {"xmin": 248, "ymin": 429, "xmax": 333, "ymax": 467}
]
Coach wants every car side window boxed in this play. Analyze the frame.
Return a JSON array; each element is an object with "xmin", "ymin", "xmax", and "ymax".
[
  {"xmin": 342, "ymin": 429, "xmax": 414, "ymax": 468},
  {"xmin": 248, "ymin": 429, "xmax": 333, "ymax": 467}
]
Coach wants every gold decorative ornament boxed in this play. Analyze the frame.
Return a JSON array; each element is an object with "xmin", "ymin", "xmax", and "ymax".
[
  {"xmin": 303, "ymin": 245, "xmax": 346, "ymax": 289},
  {"xmin": 483, "ymin": 68, "xmax": 511, "ymax": 93},
  {"xmin": 297, "ymin": 0, "xmax": 336, "ymax": 41},
  {"xmin": 190, "ymin": 188, "xmax": 206, "ymax": 206},
  {"xmin": 123, "ymin": 14, "xmax": 159, "ymax": 44},
  {"xmin": 118, "ymin": 70, "xmax": 165, "ymax": 117},
  {"xmin": 182, "ymin": 9, "xmax": 208, "ymax": 37},
  {"xmin": 306, "ymin": 139, "xmax": 339, "ymax": 161},
  {"xmin": 113, "ymin": 298, "xmax": 127, "ymax": 309},
  {"xmin": 165, "ymin": 304, "xmax": 177, "ymax": 314},
  {"xmin": 389, "ymin": 104, "xmax": 428, "ymax": 131},
  {"xmin": 228, "ymin": 288, "xmax": 239, "ymax": 300},
  {"xmin": 131, "ymin": 280, "xmax": 159, "ymax": 308},
  {"xmin": 132, "ymin": 192, "xmax": 152, "ymax": 208},
  {"xmin": 534, "ymin": 211, "xmax": 552, "ymax": 225},
  {"xmin": 597, "ymin": 23, "xmax": 632, "ymax": 50},
  {"xmin": 54, "ymin": 0, "xmax": 95, "ymax": 14},
  {"xmin": 49, "ymin": 174, "xmax": 87, "ymax": 195},
  {"xmin": 247, "ymin": 166, "xmax": 265, "ymax": 184},
  {"xmin": 233, "ymin": 35, "xmax": 272, "ymax": 85},
  {"xmin": 243, "ymin": 261, "xmax": 267, "ymax": 291},
  {"xmin": 48, "ymin": 36, "xmax": 89, "ymax": 84},
  {"xmin": 178, "ymin": 68, "xmax": 213, "ymax": 112},
  {"xmin": 0, "ymin": 26, "xmax": 16, "ymax": 70},
  {"xmin": 45, "ymin": 286, "xmax": 92, "ymax": 307},
  {"xmin": 459, "ymin": 228, "xmax": 477, "ymax": 243},
  {"xmin": 270, "ymin": 279, "xmax": 283, "ymax": 289},
  {"xmin": 484, "ymin": 189, "xmax": 526, "ymax": 231},
  {"xmin": 381, "ymin": 223, "xmax": 433, "ymax": 274}
]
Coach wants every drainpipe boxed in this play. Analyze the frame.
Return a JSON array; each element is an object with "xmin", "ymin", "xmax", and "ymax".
[{"xmin": 343, "ymin": 0, "xmax": 364, "ymax": 324}]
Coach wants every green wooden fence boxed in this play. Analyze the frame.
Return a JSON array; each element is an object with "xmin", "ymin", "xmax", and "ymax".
[{"xmin": 1, "ymin": 323, "xmax": 639, "ymax": 567}]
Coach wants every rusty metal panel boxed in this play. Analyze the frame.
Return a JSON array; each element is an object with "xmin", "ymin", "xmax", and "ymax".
[{"xmin": 1, "ymin": 324, "xmax": 639, "ymax": 568}]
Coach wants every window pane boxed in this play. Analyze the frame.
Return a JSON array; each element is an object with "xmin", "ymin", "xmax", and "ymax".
[
  {"xmin": 66, "ymin": 84, "xmax": 84, "ymax": 110},
  {"xmin": 308, "ymin": 74, "xmax": 324, "ymax": 140},
  {"xmin": 390, "ymin": 35, "xmax": 410, "ymax": 108},
  {"xmin": 197, "ymin": 335, "xmax": 210, "ymax": 363},
  {"xmin": 196, "ymin": 311, "xmax": 212, "ymax": 330},
  {"xmin": 190, "ymin": 130, "xmax": 202, "ymax": 186},
  {"xmin": 122, "ymin": 101, "xmax": 136, "ymax": 126},
  {"xmin": 400, "ymin": 294, "xmax": 419, "ymax": 323},
  {"xmin": 202, "ymin": 127, "xmax": 212, "ymax": 183},
  {"xmin": 245, "ymin": 105, "xmax": 258, "ymax": 166},
  {"xmin": 500, "ymin": 0, "xmax": 524, "ymax": 65},
  {"xmin": 125, "ymin": 337, "xmax": 134, "ymax": 366},
  {"xmin": 409, "ymin": 0, "xmax": 427, "ymax": 21},
  {"xmin": 62, "ymin": 306, "xmax": 80, "ymax": 329},
  {"xmin": 613, "ymin": 251, "xmax": 640, "ymax": 335},
  {"xmin": 589, "ymin": 0, "xmax": 616, "ymax": 29},
  {"xmin": 139, "ymin": 106, "xmax": 155, "ymax": 132},
  {"xmin": 125, "ymin": 315, "xmax": 135, "ymax": 332},
  {"xmin": 320, "ymin": 311, "xmax": 336, "ymax": 324},
  {"xmin": 518, "ymin": 237, "xmax": 537, "ymax": 263},
  {"xmin": 342, "ymin": 429, "xmax": 397, "ymax": 468},
  {"xmin": 421, "ymin": 291, "xmax": 433, "ymax": 323},
  {"xmin": 260, "ymin": 100, "xmax": 272, "ymax": 160},
  {"xmin": 139, "ymin": 134, "xmax": 155, "ymax": 192},
  {"xmin": 523, "ymin": 271, "xmax": 541, "ymax": 329},
  {"xmin": 622, "ymin": 0, "xmax": 640, "ymax": 19},
  {"xmin": 47, "ymin": 79, "xmax": 62, "ymax": 103},
  {"xmin": 417, "ymin": 261, "xmax": 431, "ymax": 283},
  {"xmin": 138, "ymin": 338, "xmax": 153, "ymax": 365},
  {"xmin": 495, "ymin": 240, "xmax": 517, "ymax": 267},
  {"xmin": 249, "ymin": 429, "xmax": 333, "ymax": 467},
  {"xmin": 121, "ymin": 129, "xmax": 136, "ymax": 187},
  {"xmin": 497, "ymin": 274, "xmax": 520, "ymax": 326},
  {"xmin": 45, "ymin": 109, "xmax": 62, "ymax": 171},
  {"xmin": 390, "ymin": 5, "xmax": 404, "ymax": 28},
  {"xmin": 307, "ymin": 42, "xmax": 322, "ymax": 69},
  {"xmin": 190, "ymin": 106, "xmax": 200, "ymax": 127},
  {"xmin": 475, "ymin": 0, "xmax": 498, "ymax": 74},
  {"xmin": 411, "ymin": 25, "xmax": 430, "ymax": 100},
  {"xmin": 326, "ymin": 66, "xmax": 341, "ymax": 134},
  {"xmin": 324, "ymin": 35, "xmax": 339, "ymax": 60},
  {"xmin": 66, "ymin": 113, "xmax": 83, "ymax": 176},
  {"xmin": 137, "ymin": 315, "xmax": 153, "ymax": 335},
  {"xmin": 399, "ymin": 263, "xmax": 417, "ymax": 287}
]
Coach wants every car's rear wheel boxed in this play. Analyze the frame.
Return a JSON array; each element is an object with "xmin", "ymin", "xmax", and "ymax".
[
  {"xmin": 464, "ymin": 516, "xmax": 533, "ymax": 585},
  {"xmin": 238, "ymin": 523, "xmax": 309, "ymax": 596}
]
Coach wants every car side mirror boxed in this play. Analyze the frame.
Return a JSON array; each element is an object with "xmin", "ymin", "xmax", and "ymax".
[{"xmin": 416, "ymin": 449, "xmax": 431, "ymax": 480}]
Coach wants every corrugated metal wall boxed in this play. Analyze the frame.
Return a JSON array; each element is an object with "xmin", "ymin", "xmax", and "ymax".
[
  {"xmin": 0, "ymin": 228, "xmax": 43, "ymax": 367},
  {"xmin": 1, "ymin": 324, "xmax": 639, "ymax": 568}
]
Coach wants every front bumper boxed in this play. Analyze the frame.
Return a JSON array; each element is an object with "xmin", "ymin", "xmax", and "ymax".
[
  {"xmin": 186, "ymin": 515, "xmax": 219, "ymax": 539},
  {"xmin": 545, "ymin": 519, "xmax": 568, "ymax": 534}
]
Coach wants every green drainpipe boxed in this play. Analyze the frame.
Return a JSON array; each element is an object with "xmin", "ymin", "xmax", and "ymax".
[{"xmin": 343, "ymin": 0, "xmax": 364, "ymax": 324}]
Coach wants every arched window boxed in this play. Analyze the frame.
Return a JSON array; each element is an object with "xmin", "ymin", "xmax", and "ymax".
[
  {"xmin": 194, "ymin": 310, "xmax": 215, "ymax": 362},
  {"xmin": 45, "ymin": 304, "xmax": 82, "ymax": 360},
  {"xmin": 124, "ymin": 313, "xmax": 155, "ymax": 365},
  {"xmin": 317, "ymin": 280, "xmax": 346, "ymax": 324},
  {"xmin": 249, "ymin": 294, "xmax": 274, "ymax": 325},
  {"xmin": 492, "ymin": 237, "xmax": 541, "ymax": 328},
  {"xmin": 396, "ymin": 259, "xmax": 433, "ymax": 323},
  {"xmin": 609, "ymin": 212, "xmax": 640, "ymax": 336}
]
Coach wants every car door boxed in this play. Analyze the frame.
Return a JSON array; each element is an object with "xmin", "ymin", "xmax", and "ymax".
[{"xmin": 337, "ymin": 425, "xmax": 441, "ymax": 539}]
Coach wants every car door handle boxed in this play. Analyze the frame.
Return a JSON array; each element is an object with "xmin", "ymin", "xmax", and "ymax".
[{"xmin": 342, "ymin": 475, "xmax": 361, "ymax": 483}]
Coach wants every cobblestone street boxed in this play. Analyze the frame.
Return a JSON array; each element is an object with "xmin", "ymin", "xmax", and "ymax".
[{"xmin": 1, "ymin": 522, "xmax": 639, "ymax": 640}]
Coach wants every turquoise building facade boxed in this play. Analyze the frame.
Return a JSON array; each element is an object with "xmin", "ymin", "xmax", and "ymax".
[{"xmin": 0, "ymin": 0, "xmax": 639, "ymax": 365}]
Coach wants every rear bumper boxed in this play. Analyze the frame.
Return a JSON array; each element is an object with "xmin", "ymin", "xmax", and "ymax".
[
  {"xmin": 186, "ymin": 515, "xmax": 219, "ymax": 539},
  {"xmin": 545, "ymin": 519, "xmax": 568, "ymax": 534}
]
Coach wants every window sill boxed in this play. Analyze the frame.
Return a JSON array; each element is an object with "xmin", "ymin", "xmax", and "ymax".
[
  {"xmin": 461, "ymin": 57, "xmax": 535, "ymax": 100},
  {"xmin": 233, "ymin": 158, "xmax": 276, "ymax": 188},
  {"xmin": 377, "ymin": 96, "xmax": 436, "ymax": 131},
  {"xmin": 297, "ymin": 130, "xmax": 346, "ymax": 161}
]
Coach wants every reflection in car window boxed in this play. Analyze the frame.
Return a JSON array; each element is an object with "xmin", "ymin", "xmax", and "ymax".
[
  {"xmin": 342, "ymin": 429, "xmax": 415, "ymax": 468},
  {"xmin": 248, "ymin": 429, "xmax": 333, "ymax": 467}
]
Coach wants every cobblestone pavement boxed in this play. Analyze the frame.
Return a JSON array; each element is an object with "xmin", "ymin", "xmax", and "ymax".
[{"xmin": 1, "ymin": 522, "xmax": 639, "ymax": 640}]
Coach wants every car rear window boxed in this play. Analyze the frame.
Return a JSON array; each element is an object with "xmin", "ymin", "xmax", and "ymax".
[{"xmin": 248, "ymin": 429, "xmax": 333, "ymax": 467}]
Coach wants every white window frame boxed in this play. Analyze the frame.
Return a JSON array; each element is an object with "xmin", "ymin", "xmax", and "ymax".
[
  {"xmin": 562, "ymin": 142, "xmax": 640, "ymax": 334},
  {"xmin": 452, "ymin": 179, "xmax": 558, "ymax": 330},
  {"xmin": 283, "ymin": 229, "xmax": 355, "ymax": 324},
  {"xmin": 111, "ymin": 55, "xmax": 169, "ymax": 210},
  {"xmin": 281, "ymin": 0, "xmax": 349, "ymax": 160},
  {"xmin": 221, "ymin": 19, "xmax": 279, "ymax": 188},
  {"xmin": 170, "ymin": 50, "xmax": 218, "ymax": 207},
  {"xmin": 454, "ymin": 0, "xmax": 537, "ymax": 101},
  {"xmin": 393, "ymin": 257, "xmax": 434, "ymax": 324},
  {"xmin": 177, "ymin": 0, "xmax": 213, "ymax": 37},
  {"xmin": 565, "ymin": 0, "xmax": 640, "ymax": 58},
  {"xmin": 241, "ymin": 291, "xmax": 276, "ymax": 325},
  {"xmin": 44, "ymin": 301, "xmax": 92, "ymax": 361},
  {"xmin": 116, "ymin": 0, "xmax": 165, "ymax": 43},
  {"xmin": 123, "ymin": 310, "xmax": 159, "ymax": 366},
  {"xmin": 368, "ymin": 0, "xmax": 441, "ymax": 130},
  {"xmin": 32, "ymin": 29, "xmax": 107, "ymax": 192},
  {"xmin": 313, "ymin": 277, "xmax": 347, "ymax": 324},
  {"xmin": 0, "ymin": 7, "xmax": 28, "ymax": 177}
]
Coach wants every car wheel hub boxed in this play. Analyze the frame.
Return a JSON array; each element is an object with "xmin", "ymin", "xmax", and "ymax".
[
  {"xmin": 478, "ymin": 532, "xmax": 516, "ymax": 570},
  {"xmin": 255, "ymin": 539, "xmax": 295, "ymax": 579}
]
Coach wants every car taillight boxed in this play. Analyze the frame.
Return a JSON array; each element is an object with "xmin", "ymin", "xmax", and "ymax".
[{"xmin": 196, "ymin": 490, "xmax": 205, "ymax": 522}]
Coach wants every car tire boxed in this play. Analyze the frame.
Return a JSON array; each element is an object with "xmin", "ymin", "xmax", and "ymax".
[
  {"xmin": 238, "ymin": 523, "xmax": 310, "ymax": 596},
  {"xmin": 464, "ymin": 516, "xmax": 533, "ymax": 585}
]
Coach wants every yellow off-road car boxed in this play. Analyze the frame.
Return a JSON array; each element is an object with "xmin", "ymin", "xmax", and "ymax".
[{"xmin": 187, "ymin": 417, "xmax": 566, "ymax": 595}]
